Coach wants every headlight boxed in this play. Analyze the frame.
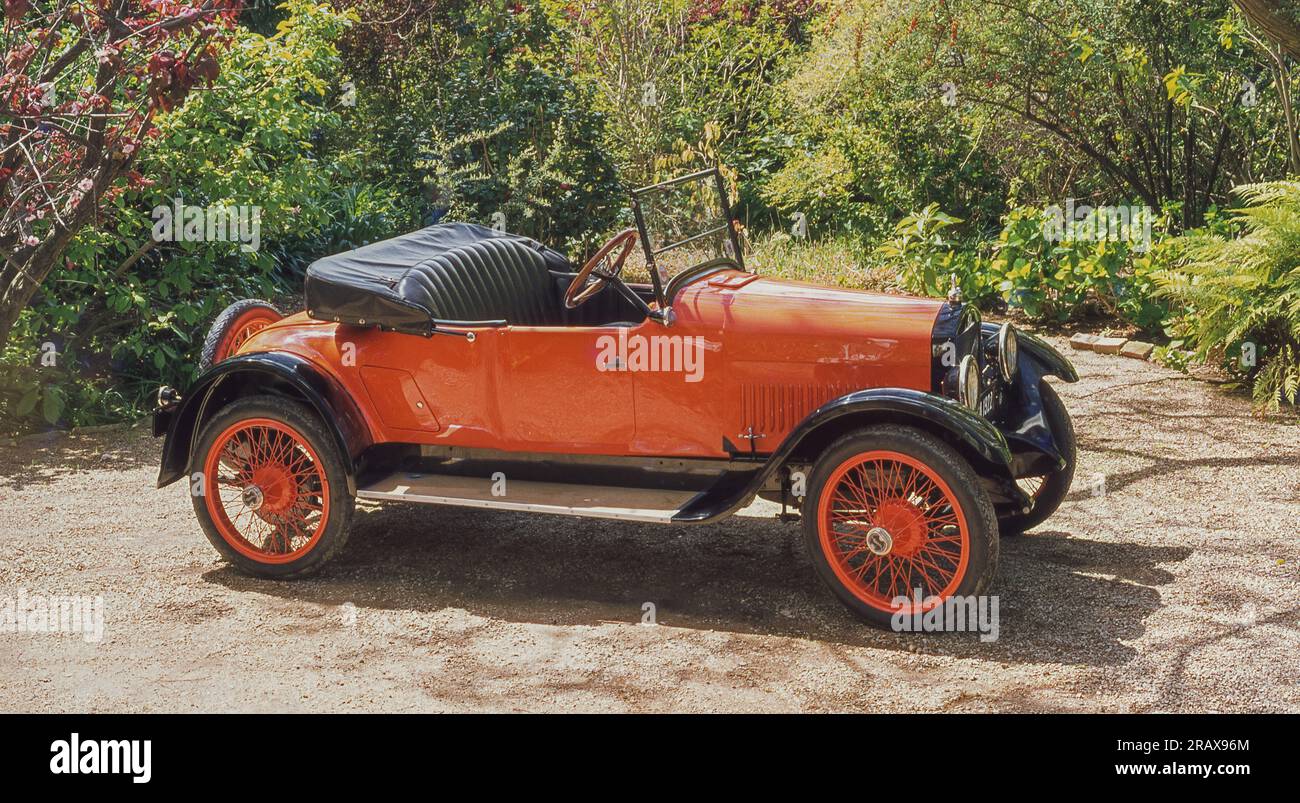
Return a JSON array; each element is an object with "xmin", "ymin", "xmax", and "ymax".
[
  {"xmin": 997, "ymin": 323, "xmax": 1018, "ymax": 382},
  {"xmin": 957, "ymin": 354, "xmax": 980, "ymax": 410}
]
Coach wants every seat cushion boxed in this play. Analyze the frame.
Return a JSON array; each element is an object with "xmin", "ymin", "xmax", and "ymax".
[
  {"xmin": 405, "ymin": 237, "xmax": 561, "ymax": 325},
  {"xmin": 305, "ymin": 223, "xmax": 572, "ymax": 333}
]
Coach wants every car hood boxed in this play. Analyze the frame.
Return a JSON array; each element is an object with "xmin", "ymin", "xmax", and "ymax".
[
  {"xmin": 675, "ymin": 272, "xmax": 942, "ymax": 390},
  {"xmin": 680, "ymin": 273, "xmax": 942, "ymax": 338}
]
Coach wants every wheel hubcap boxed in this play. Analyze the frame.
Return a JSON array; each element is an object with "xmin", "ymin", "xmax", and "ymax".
[
  {"xmin": 241, "ymin": 485, "xmax": 265, "ymax": 511},
  {"xmin": 864, "ymin": 527, "xmax": 893, "ymax": 556}
]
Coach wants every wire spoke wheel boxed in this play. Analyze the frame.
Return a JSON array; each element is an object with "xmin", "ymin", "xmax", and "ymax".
[
  {"xmin": 202, "ymin": 418, "xmax": 330, "ymax": 564},
  {"xmin": 817, "ymin": 450, "xmax": 970, "ymax": 615}
]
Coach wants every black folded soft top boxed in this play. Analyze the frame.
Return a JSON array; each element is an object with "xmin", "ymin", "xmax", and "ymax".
[{"xmin": 304, "ymin": 222, "xmax": 571, "ymax": 334}]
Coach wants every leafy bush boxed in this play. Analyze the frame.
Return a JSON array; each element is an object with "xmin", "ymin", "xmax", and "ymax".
[
  {"xmin": 0, "ymin": 0, "xmax": 357, "ymax": 430},
  {"xmin": 333, "ymin": 1, "xmax": 622, "ymax": 255},
  {"xmin": 880, "ymin": 204, "xmax": 990, "ymax": 303},
  {"xmin": 986, "ymin": 205, "xmax": 1171, "ymax": 327},
  {"xmin": 888, "ymin": 202, "xmax": 1172, "ymax": 328},
  {"xmin": 1156, "ymin": 181, "xmax": 1300, "ymax": 411},
  {"xmin": 758, "ymin": 2, "xmax": 1008, "ymax": 240}
]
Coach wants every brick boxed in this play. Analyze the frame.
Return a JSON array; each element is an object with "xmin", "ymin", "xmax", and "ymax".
[
  {"xmin": 1092, "ymin": 336, "xmax": 1128, "ymax": 355},
  {"xmin": 1069, "ymin": 333, "xmax": 1100, "ymax": 351},
  {"xmin": 1120, "ymin": 340, "xmax": 1155, "ymax": 360}
]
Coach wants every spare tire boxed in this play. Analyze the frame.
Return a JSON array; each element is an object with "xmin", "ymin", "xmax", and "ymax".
[{"xmin": 198, "ymin": 299, "xmax": 283, "ymax": 372}]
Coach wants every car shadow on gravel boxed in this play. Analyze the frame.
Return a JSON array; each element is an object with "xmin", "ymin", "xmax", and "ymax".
[
  {"xmin": 203, "ymin": 503, "xmax": 1192, "ymax": 668},
  {"xmin": 0, "ymin": 425, "xmax": 156, "ymax": 490}
]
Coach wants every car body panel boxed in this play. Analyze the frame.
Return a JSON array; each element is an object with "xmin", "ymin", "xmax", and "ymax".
[
  {"xmin": 156, "ymin": 263, "xmax": 1075, "ymax": 511},
  {"xmin": 673, "ymin": 386, "xmax": 1015, "ymax": 524},
  {"xmin": 227, "ymin": 270, "xmax": 944, "ymax": 461}
]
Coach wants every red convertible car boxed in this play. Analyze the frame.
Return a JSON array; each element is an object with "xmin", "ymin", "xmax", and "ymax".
[{"xmin": 154, "ymin": 169, "xmax": 1077, "ymax": 628}]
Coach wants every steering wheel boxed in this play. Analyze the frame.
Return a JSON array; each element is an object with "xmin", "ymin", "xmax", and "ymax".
[{"xmin": 565, "ymin": 228, "xmax": 639, "ymax": 309}]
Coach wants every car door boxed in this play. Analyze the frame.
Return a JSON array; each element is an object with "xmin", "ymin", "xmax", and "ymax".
[
  {"xmin": 624, "ymin": 313, "xmax": 727, "ymax": 458},
  {"xmin": 498, "ymin": 325, "xmax": 636, "ymax": 453}
]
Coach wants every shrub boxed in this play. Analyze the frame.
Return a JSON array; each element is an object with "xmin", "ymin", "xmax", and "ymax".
[
  {"xmin": 887, "ymin": 201, "xmax": 1172, "ymax": 328},
  {"xmin": 0, "ymin": 0, "xmax": 357, "ymax": 430},
  {"xmin": 880, "ymin": 204, "xmax": 991, "ymax": 303},
  {"xmin": 987, "ymin": 205, "xmax": 1170, "ymax": 327},
  {"xmin": 333, "ymin": 0, "xmax": 622, "ymax": 254},
  {"xmin": 1155, "ymin": 181, "xmax": 1300, "ymax": 411}
]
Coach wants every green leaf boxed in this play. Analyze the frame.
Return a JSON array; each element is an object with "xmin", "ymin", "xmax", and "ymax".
[
  {"xmin": 16, "ymin": 388, "xmax": 40, "ymax": 417},
  {"xmin": 42, "ymin": 388, "xmax": 65, "ymax": 425}
]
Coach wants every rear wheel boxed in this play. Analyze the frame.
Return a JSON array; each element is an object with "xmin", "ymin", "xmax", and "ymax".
[
  {"xmin": 198, "ymin": 299, "xmax": 282, "ymax": 372},
  {"xmin": 802, "ymin": 425, "xmax": 998, "ymax": 629},
  {"xmin": 191, "ymin": 395, "xmax": 353, "ymax": 578},
  {"xmin": 999, "ymin": 381, "xmax": 1075, "ymax": 535}
]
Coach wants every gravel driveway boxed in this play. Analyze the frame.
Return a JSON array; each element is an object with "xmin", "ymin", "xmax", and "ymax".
[{"xmin": 2, "ymin": 336, "xmax": 1297, "ymax": 712}]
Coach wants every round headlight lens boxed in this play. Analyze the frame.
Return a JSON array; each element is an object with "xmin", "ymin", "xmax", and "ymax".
[
  {"xmin": 958, "ymin": 354, "xmax": 980, "ymax": 410},
  {"xmin": 997, "ymin": 323, "xmax": 1018, "ymax": 382}
]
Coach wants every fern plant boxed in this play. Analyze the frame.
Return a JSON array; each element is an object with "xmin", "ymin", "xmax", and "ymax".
[{"xmin": 1155, "ymin": 181, "xmax": 1300, "ymax": 411}]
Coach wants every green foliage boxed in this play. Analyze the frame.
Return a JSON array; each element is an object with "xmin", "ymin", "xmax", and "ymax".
[
  {"xmin": 881, "ymin": 204, "xmax": 988, "ymax": 302},
  {"xmin": 748, "ymin": 230, "xmax": 891, "ymax": 290},
  {"xmin": 0, "ymin": 0, "xmax": 357, "ymax": 431},
  {"xmin": 889, "ymin": 201, "xmax": 1172, "ymax": 328},
  {"xmin": 1155, "ymin": 181, "xmax": 1300, "ymax": 411},
  {"xmin": 760, "ymin": 3, "xmax": 1007, "ymax": 239},
  {"xmin": 334, "ymin": 0, "xmax": 621, "ymax": 254},
  {"xmin": 987, "ymin": 204, "xmax": 1172, "ymax": 326}
]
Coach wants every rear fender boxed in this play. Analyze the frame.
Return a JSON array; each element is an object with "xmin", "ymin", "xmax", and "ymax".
[{"xmin": 154, "ymin": 352, "xmax": 371, "ymax": 489}]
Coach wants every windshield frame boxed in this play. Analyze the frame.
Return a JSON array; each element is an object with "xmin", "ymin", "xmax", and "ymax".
[{"xmin": 629, "ymin": 167, "xmax": 747, "ymax": 307}]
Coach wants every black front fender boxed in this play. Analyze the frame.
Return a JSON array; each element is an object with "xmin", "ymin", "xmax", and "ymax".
[
  {"xmin": 980, "ymin": 323, "xmax": 1077, "ymax": 472},
  {"xmin": 674, "ymin": 387, "xmax": 1013, "ymax": 524},
  {"xmin": 154, "ymin": 352, "xmax": 371, "ymax": 488}
]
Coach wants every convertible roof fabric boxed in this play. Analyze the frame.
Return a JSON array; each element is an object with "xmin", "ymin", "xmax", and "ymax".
[{"xmin": 304, "ymin": 223, "xmax": 571, "ymax": 334}]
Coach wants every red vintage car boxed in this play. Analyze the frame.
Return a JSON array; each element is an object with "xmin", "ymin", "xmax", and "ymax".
[{"xmin": 154, "ymin": 169, "xmax": 1077, "ymax": 628}]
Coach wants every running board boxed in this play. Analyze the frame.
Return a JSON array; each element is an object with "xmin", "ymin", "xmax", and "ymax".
[{"xmin": 356, "ymin": 471, "xmax": 705, "ymax": 523}]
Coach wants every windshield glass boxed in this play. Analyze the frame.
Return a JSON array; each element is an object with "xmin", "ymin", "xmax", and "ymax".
[{"xmin": 628, "ymin": 169, "xmax": 743, "ymax": 290}]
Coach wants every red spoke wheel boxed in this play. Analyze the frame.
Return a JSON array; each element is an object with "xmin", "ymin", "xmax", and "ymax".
[
  {"xmin": 192, "ymin": 396, "xmax": 353, "ymax": 578},
  {"xmin": 204, "ymin": 418, "xmax": 329, "ymax": 563},
  {"xmin": 819, "ymin": 450, "xmax": 969, "ymax": 611},
  {"xmin": 199, "ymin": 299, "xmax": 283, "ymax": 372},
  {"xmin": 803, "ymin": 426, "xmax": 998, "ymax": 628}
]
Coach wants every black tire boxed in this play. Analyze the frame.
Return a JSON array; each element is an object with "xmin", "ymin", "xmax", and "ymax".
[
  {"xmin": 801, "ymin": 424, "xmax": 999, "ymax": 629},
  {"xmin": 998, "ymin": 381, "xmax": 1076, "ymax": 535},
  {"xmin": 190, "ymin": 395, "xmax": 354, "ymax": 579},
  {"xmin": 198, "ymin": 299, "xmax": 282, "ymax": 372}
]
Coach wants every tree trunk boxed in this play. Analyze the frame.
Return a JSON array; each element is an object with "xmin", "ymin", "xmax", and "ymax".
[{"xmin": 0, "ymin": 212, "xmax": 94, "ymax": 352}]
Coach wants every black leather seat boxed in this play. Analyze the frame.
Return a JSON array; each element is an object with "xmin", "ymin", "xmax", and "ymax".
[
  {"xmin": 408, "ymin": 237, "xmax": 563, "ymax": 325},
  {"xmin": 307, "ymin": 223, "xmax": 643, "ymax": 333}
]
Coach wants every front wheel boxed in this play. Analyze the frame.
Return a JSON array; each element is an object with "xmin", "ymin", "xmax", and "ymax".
[
  {"xmin": 191, "ymin": 395, "xmax": 354, "ymax": 578},
  {"xmin": 802, "ymin": 425, "xmax": 998, "ymax": 629}
]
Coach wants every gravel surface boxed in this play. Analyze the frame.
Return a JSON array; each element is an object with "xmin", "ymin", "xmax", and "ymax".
[{"xmin": 1, "ymin": 336, "xmax": 1297, "ymax": 712}]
